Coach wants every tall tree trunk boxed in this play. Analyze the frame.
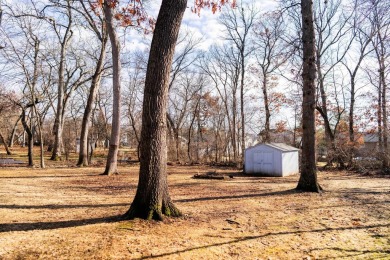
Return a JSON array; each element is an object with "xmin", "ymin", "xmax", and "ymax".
[
  {"xmin": 21, "ymin": 110, "xmax": 33, "ymax": 166},
  {"xmin": 240, "ymin": 52, "xmax": 245, "ymax": 164},
  {"xmin": 35, "ymin": 114, "xmax": 45, "ymax": 168},
  {"xmin": 27, "ymin": 132, "xmax": 33, "ymax": 166},
  {"xmin": 377, "ymin": 29, "xmax": 388, "ymax": 168},
  {"xmin": 187, "ymin": 99, "xmax": 199, "ymax": 163},
  {"xmin": 175, "ymin": 130, "xmax": 180, "ymax": 161},
  {"xmin": 50, "ymin": 56, "xmax": 65, "ymax": 161},
  {"xmin": 128, "ymin": 109, "xmax": 141, "ymax": 161},
  {"xmin": 9, "ymin": 115, "xmax": 21, "ymax": 148},
  {"xmin": 78, "ymin": 37, "xmax": 107, "ymax": 167},
  {"xmin": 378, "ymin": 84, "xmax": 383, "ymax": 159},
  {"xmin": 102, "ymin": 2, "xmax": 121, "ymax": 175},
  {"xmin": 262, "ymin": 75, "xmax": 271, "ymax": 142},
  {"xmin": 196, "ymin": 107, "xmax": 202, "ymax": 162},
  {"xmin": 51, "ymin": 2, "xmax": 72, "ymax": 161},
  {"xmin": 315, "ymin": 57, "xmax": 336, "ymax": 165},
  {"xmin": 38, "ymin": 129, "xmax": 45, "ymax": 168},
  {"xmin": 32, "ymin": 103, "xmax": 45, "ymax": 168},
  {"xmin": 0, "ymin": 131, "xmax": 12, "ymax": 155},
  {"xmin": 123, "ymin": 0, "xmax": 186, "ymax": 220},
  {"xmin": 232, "ymin": 89, "xmax": 238, "ymax": 163},
  {"xmin": 167, "ymin": 114, "xmax": 180, "ymax": 161},
  {"xmin": 348, "ymin": 75, "xmax": 356, "ymax": 164},
  {"xmin": 297, "ymin": 0, "xmax": 321, "ymax": 192},
  {"xmin": 380, "ymin": 59, "xmax": 388, "ymax": 168}
]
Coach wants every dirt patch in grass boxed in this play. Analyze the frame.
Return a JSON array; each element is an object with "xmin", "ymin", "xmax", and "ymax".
[{"xmin": 0, "ymin": 165, "xmax": 389, "ymax": 259}]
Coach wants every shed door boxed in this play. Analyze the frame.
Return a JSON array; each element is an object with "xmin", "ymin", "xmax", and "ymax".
[{"xmin": 253, "ymin": 151, "xmax": 274, "ymax": 174}]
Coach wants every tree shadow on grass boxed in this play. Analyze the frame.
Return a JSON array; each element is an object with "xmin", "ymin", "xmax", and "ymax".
[
  {"xmin": 0, "ymin": 215, "xmax": 122, "ymax": 232},
  {"xmin": 0, "ymin": 174, "xmax": 100, "ymax": 179},
  {"xmin": 174, "ymin": 187, "xmax": 390, "ymax": 204},
  {"xmin": 335, "ymin": 188, "xmax": 390, "ymax": 195},
  {"xmin": 0, "ymin": 203, "xmax": 129, "ymax": 210},
  {"xmin": 137, "ymin": 223, "xmax": 390, "ymax": 259},
  {"xmin": 174, "ymin": 189, "xmax": 301, "ymax": 203},
  {"xmin": 310, "ymin": 247, "xmax": 390, "ymax": 260}
]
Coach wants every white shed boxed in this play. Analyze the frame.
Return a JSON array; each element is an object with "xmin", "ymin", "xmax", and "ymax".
[{"xmin": 244, "ymin": 143, "xmax": 299, "ymax": 177}]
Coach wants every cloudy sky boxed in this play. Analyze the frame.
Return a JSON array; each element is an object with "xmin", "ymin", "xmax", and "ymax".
[{"xmin": 123, "ymin": 0, "xmax": 278, "ymax": 51}]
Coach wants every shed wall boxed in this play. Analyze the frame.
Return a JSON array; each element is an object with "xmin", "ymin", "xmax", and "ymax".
[
  {"xmin": 245, "ymin": 145, "xmax": 283, "ymax": 176},
  {"xmin": 245, "ymin": 144, "xmax": 299, "ymax": 176},
  {"xmin": 281, "ymin": 151, "xmax": 299, "ymax": 176}
]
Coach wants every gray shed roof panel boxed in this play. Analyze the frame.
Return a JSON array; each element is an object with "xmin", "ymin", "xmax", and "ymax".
[{"xmin": 248, "ymin": 142, "xmax": 299, "ymax": 152}]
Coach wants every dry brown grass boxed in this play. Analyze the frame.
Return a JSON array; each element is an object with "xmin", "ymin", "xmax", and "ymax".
[{"xmin": 0, "ymin": 161, "xmax": 389, "ymax": 259}]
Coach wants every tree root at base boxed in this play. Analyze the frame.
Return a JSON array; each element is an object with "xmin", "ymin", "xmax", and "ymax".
[
  {"xmin": 296, "ymin": 183, "xmax": 323, "ymax": 193},
  {"xmin": 122, "ymin": 201, "xmax": 182, "ymax": 221}
]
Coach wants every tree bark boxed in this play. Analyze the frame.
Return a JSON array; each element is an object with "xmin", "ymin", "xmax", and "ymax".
[
  {"xmin": 262, "ymin": 74, "xmax": 271, "ymax": 142},
  {"xmin": 315, "ymin": 57, "xmax": 337, "ymax": 166},
  {"xmin": 51, "ymin": 1, "xmax": 73, "ymax": 161},
  {"xmin": 77, "ymin": 35, "xmax": 107, "ymax": 167},
  {"xmin": 102, "ymin": 1, "xmax": 121, "ymax": 175},
  {"xmin": 9, "ymin": 115, "xmax": 21, "ymax": 148},
  {"xmin": 377, "ymin": 83, "xmax": 383, "ymax": 159},
  {"xmin": 187, "ymin": 98, "xmax": 200, "ymax": 163},
  {"xmin": 0, "ymin": 131, "xmax": 12, "ymax": 155},
  {"xmin": 21, "ymin": 109, "xmax": 33, "ymax": 167},
  {"xmin": 123, "ymin": 0, "xmax": 187, "ymax": 220},
  {"xmin": 232, "ymin": 82, "xmax": 238, "ymax": 163},
  {"xmin": 380, "ymin": 57, "xmax": 388, "ymax": 168},
  {"xmin": 297, "ymin": 0, "xmax": 321, "ymax": 192},
  {"xmin": 378, "ymin": 29, "xmax": 388, "ymax": 168},
  {"xmin": 240, "ymin": 47, "xmax": 246, "ymax": 165},
  {"xmin": 348, "ymin": 75, "xmax": 356, "ymax": 165},
  {"xmin": 128, "ymin": 108, "xmax": 140, "ymax": 161}
]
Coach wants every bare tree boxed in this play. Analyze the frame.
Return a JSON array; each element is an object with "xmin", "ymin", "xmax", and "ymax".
[
  {"xmin": 102, "ymin": 0, "xmax": 121, "ymax": 175},
  {"xmin": 297, "ymin": 0, "xmax": 321, "ymax": 192},
  {"xmin": 252, "ymin": 11, "xmax": 291, "ymax": 142},
  {"xmin": 200, "ymin": 45, "xmax": 241, "ymax": 163},
  {"xmin": 124, "ymin": 51, "xmax": 147, "ymax": 161},
  {"xmin": 342, "ymin": 0, "xmax": 375, "ymax": 165},
  {"xmin": 0, "ymin": 87, "xmax": 17, "ymax": 155},
  {"xmin": 123, "ymin": 0, "xmax": 187, "ymax": 220},
  {"xmin": 76, "ymin": 0, "xmax": 108, "ymax": 167},
  {"xmin": 168, "ymin": 71, "xmax": 204, "ymax": 161},
  {"xmin": 362, "ymin": 0, "xmax": 390, "ymax": 167},
  {"xmin": 219, "ymin": 3, "xmax": 257, "ymax": 163},
  {"xmin": 313, "ymin": 0, "xmax": 354, "ymax": 167},
  {"xmin": 167, "ymin": 31, "xmax": 202, "ymax": 161},
  {"xmin": 49, "ymin": 0, "xmax": 74, "ymax": 160},
  {"xmin": 0, "ymin": 6, "xmax": 52, "ymax": 167}
]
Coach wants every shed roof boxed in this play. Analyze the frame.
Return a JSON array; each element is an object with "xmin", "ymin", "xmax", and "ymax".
[
  {"xmin": 364, "ymin": 133, "xmax": 379, "ymax": 143},
  {"xmin": 248, "ymin": 142, "xmax": 299, "ymax": 152},
  {"xmin": 364, "ymin": 133, "xmax": 390, "ymax": 143}
]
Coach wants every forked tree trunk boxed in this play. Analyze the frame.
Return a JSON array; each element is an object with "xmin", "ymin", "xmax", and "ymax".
[
  {"xmin": 102, "ymin": 2, "xmax": 121, "ymax": 175},
  {"xmin": 123, "ymin": 0, "xmax": 187, "ymax": 220},
  {"xmin": 297, "ymin": 0, "xmax": 321, "ymax": 192}
]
